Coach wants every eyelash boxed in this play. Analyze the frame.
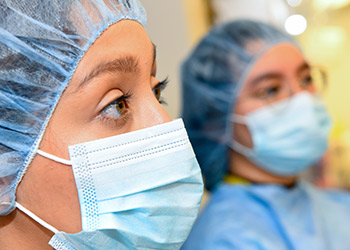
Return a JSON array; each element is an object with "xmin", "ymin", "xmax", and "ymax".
[
  {"xmin": 155, "ymin": 77, "xmax": 169, "ymax": 105},
  {"xmin": 98, "ymin": 77, "xmax": 169, "ymax": 125},
  {"xmin": 98, "ymin": 92, "xmax": 132, "ymax": 126}
]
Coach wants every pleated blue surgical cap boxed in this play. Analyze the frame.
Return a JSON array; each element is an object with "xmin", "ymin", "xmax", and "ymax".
[
  {"xmin": 0, "ymin": 0, "xmax": 146, "ymax": 215},
  {"xmin": 181, "ymin": 20, "xmax": 296, "ymax": 191}
]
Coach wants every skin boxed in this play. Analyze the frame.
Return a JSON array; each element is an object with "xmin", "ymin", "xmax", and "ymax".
[
  {"xmin": 230, "ymin": 43, "xmax": 316, "ymax": 185},
  {"xmin": 0, "ymin": 20, "xmax": 171, "ymax": 249}
]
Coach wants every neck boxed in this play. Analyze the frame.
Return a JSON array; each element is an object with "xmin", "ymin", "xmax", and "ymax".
[
  {"xmin": 0, "ymin": 209, "xmax": 54, "ymax": 250},
  {"xmin": 229, "ymin": 150, "xmax": 297, "ymax": 186}
]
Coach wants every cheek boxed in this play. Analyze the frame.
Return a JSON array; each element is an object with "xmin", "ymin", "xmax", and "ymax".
[
  {"xmin": 233, "ymin": 98, "xmax": 254, "ymax": 148},
  {"xmin": 234, "ymin": 93, "xmax": 266, "ymax": 115},
  {"xmin": 17, "ymin": 155, "xmax": 82, "ymax": 233},
  {"xmin": 233, "ymin": 123, "xmax": 253, "ymax": 148}
]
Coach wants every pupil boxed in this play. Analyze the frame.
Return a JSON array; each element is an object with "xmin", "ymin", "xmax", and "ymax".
[{"xmin": 118, "ymin": 101, "xmax": 123, "ymax": 110}]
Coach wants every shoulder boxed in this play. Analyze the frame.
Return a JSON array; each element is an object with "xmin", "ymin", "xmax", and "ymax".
[
  {"xmin": 181, "ymin": 185, "xmax": 274, "ymax": 250},
  {"xmin": 302, "ymin": 182, "xmax": 350, "ymax": 207},
  {"xmin": 323, "ymin": 189, "xmax": 350, "ymax": 205}
]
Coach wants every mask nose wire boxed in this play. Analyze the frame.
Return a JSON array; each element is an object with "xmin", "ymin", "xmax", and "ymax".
[{"xmin": 37, "ymin": 150, "xmax": 72, "ymax": 166}]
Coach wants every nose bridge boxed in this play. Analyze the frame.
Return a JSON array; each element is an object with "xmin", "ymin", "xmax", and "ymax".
[{"xmin": 132, "ymin": 91, "xmax": 172, "ymax": 131}]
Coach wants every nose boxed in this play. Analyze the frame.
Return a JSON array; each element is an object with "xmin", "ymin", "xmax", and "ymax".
[
  {"xmin": 289, "ymin": 78, "xmax": 311, "ymax": 96},
  {"xmin": 131, "ymin": 90, "xmax": 172, "ymax": 131}
]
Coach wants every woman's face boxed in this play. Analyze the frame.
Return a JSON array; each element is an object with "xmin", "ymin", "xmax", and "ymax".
[
  {"xmin": 17, "ymin": 20, "xmax": 171, "ymax": 234},
  {"xmin": 233, "ymin": 43, "xmax": 315, "ymax": 148}
]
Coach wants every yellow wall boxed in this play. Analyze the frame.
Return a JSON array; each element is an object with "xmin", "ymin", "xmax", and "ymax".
[
  {"xmin": 295, "ymin": 5, "xmax": 350, "ymax": 188},
  {"xmin": 181, "ymin": 0, "xmax": 212, "ymax": 46},
  {"xmin": 298, "ymin": 7, "xmax": 350, "ymax": 129}
]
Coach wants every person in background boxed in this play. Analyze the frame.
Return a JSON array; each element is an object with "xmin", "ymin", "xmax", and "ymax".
[
  {"xmin": 180, "ymin": 19, "xmax": 350, "ymax": 250},
  {"xmin": 0, "ymin": 0, "xmax": 203, "ymax": 249}
]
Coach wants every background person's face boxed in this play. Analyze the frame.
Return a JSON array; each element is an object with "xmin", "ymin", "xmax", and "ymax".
[
  {"xmin": 17, "ymin": 20, "xmax": 171, "ymax": 235},
  {"xmin": 233, "ymin": 43, "xmax": 315, "ymax": 148}
]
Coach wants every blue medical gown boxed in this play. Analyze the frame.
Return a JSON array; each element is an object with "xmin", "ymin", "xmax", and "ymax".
[{"xmin": 181, "ymin": 181, "xmax": 350, "ymax": 250}]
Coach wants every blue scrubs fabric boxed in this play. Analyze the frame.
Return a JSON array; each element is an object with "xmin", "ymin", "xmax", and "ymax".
[{"xmin": 181, "ymin": 182, "xmax": 350, "ymax": 250}]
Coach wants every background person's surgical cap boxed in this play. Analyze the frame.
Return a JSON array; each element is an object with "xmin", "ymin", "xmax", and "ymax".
[
  {"xmin": 0, "ymin": 0, "xmax": 146, "ymax": 215},
  {"xmin": 181, "ymin": 20, "xmax": 297, "ymax": 191}
]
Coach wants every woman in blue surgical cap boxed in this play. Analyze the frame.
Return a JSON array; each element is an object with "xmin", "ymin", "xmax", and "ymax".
[
  {"xmin": 0, "ymin": 0, "xmax": 203, "ymax": 249},
  {"xmin": 181, "ymin": 19, "xmax": 350, "ymax": 250}
]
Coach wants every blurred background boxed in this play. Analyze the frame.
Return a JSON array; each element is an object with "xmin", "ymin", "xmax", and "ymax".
[{"xmin": 140, "ymin": 0, "xmax": 350, "ymax": 190}]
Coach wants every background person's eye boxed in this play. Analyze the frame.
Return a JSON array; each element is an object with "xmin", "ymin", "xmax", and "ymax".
[
  {"xmin": 300, "ymin": 75, "xmax": 313, "ymax": 89},
  {"xmin": 255, "ymin": 85, "xmax": 281, "ymax": 100},
  {"xmin": 101, "ymin": 95, "xmax": 130, "ymax": 119}
]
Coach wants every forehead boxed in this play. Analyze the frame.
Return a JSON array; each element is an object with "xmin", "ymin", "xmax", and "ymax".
[
  {"xmin": 69, "ymin": 20, "xmax": 153, "ymax": 89},
  {"xmin": 249, "ymin": 43, "xmax": 305, "ymax": 76}
]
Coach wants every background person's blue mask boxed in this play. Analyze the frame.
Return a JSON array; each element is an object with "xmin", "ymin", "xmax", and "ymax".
[
  {"xmin": 17, "ymin": 119, "xmax": 204, "ymax": 250},
  {"xmin": 231, "ymin": 92, "xmax": 332, "ymax": 176}
]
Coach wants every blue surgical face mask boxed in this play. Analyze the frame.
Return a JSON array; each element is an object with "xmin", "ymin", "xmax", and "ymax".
[
  {"xmin": 16, "ymin": 119, "xmax": 204, "ymax": 250},
  {"xmin": 230, "ymin": 92, "xmax": 332, "ymax": 176}
]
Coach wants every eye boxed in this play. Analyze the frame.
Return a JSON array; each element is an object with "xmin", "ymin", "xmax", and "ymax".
[
  {"xmin": 101, "ymin": 95, "xmax": 130, "ymax": 119},
  {"xmin": 153, "ymin": 77, "xmax": 169, "ymax": 104},
  {"xmin": 300, "ymin": 74, "xmax": 314, "ymax": 89},
  {"xmin": 153, "ymin": 86, "xmax": 161, "ymax": 101},
  {"xmin": 265, "ymin": 86, "xmax": 280, "ymax": 96},
  {"xmin": 255, "ymin": 84, "xmax": 281, "ymax": 100}
]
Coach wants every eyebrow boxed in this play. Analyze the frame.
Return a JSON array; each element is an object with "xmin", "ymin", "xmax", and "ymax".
[
  {"xmin": 78, "ymin": 43, "xmax": 157, "ymax": 88},
  {"xmin": 250, "ymin": 72, "xmax": 282, "ymax": 86},
  {"xmin": 250, "ymin": 62, "xmax": 311, "ymax": 85},
  {"xmin": 296, "ymin": 62, "xmax": 310, "ymax": 74}
]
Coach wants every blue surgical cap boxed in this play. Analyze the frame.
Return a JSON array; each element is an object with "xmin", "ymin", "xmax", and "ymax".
[
  {"xmin": 0, "ymin": 0, "xmax": 146, "ymax": 215},
  {"xmin": 181, "ymin": 20, "xmax": 297, "ymax": 191}
]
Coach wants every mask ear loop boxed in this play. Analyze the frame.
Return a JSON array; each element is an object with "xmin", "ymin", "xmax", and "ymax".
[
  {"xmin": 16, "ymin": 152, "xmax": 71, "ymax": 234},
  {"xmin": 230, "ymin": 114, "xmax": 246, "ymax": 124},
  {"xmin": 16, "ymin": 202, "xmax": 59, "ymax": 234},
  {"xmin": 229, "ymin": 114, "xmax": 254, "ymax": 157},
  {"xmin": 37, "ymin": 150, "xmax": 72, "ymax": 166}
]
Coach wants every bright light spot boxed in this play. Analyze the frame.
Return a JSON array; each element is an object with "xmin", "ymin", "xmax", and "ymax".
[
  {"xmin": 284, "ymin": 14, "xmax": 307, "ymax": 35},
  {"xmin": 287, "ymin": 0, "xmax": 302, "ymax": 7}
]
